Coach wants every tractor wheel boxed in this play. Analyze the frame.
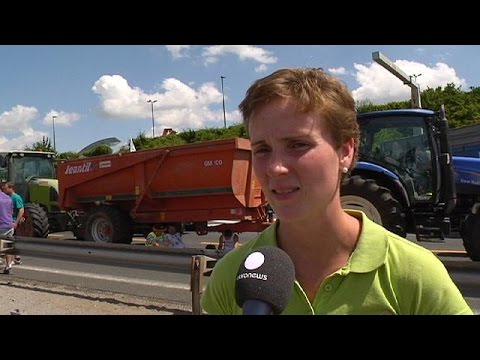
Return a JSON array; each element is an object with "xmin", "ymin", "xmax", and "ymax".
[
  {"xmin": 461, "ymin": 212, "xmax": 480, "ymax": 261},
  {"xmin": 16, "ymin": 203, "xmax": 49, "ymax": 238},
  {"xmin": 341, "ymin": 175, "xmax": 406, "ymax": 237},
  {"xmin": 84, "ymin": 205, "xmax": 132, "ymax": 244}
]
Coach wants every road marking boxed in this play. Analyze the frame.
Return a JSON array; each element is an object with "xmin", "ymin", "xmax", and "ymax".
[
  {"xmin": 432, "ymin": 249, "xmax": 468, "ymax": 258},
  {"xmin": 432, "ymin": 250, "xmax": 466, "ymax": 254},
  {"xmin": 16, "ymin": 265, "xmax": 190, "ymax": 290}
]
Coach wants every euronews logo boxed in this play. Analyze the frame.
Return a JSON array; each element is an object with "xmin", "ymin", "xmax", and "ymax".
[{"xmin": 236, "ymin": 272, "xmax": 268, "ymax": 281}]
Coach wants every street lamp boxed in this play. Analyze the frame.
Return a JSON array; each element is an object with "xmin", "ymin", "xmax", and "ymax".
[
  {"xmin": 147, "ymin": 99, "xmax": 157, "ymax": 137},
  {"xmin": 52, "ymin": 115, "xmax": 57, "ymax": 152},
  {"xmin": 220, "ymin": 76, "xmax": 226, "ymax": 128}
]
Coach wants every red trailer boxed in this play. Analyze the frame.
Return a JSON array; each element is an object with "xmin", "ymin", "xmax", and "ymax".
[{"xmin": 58, "ymin": 138, "xmax": 271, "ymax": 243}]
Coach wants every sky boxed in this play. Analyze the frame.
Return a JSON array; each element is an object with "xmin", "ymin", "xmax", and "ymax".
[{"xmin": 0, "ymin": 45, "xmax": 478, "ymax": 153}]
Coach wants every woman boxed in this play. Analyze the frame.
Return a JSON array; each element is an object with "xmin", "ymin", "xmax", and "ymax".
[
  {"xmin": 201, "ymin": 68, "xmax": 472, "ymax": 315},
  {"xmin": 0, "ymin": 181, "xmax": 14, "ymax": 274}
]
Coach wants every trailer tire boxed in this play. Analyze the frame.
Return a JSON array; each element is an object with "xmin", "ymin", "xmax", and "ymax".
[
  {"xmin": 461, "ymin": 213, "xmax": 480, "ymax": 261},
  {"xmin": 85, "ymin": 206, "xmax": 133, "ymax": 244},
  {"xmin": 341, "ymin": 175, "xmax": 406, "ymax": 237},
  {"xmin": 16, "ymin": 203, "xmax": 49, "ymax": 238}
]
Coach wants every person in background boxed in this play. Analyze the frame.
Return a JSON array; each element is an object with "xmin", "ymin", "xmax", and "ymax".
[
  {"xmin": 218, "ymin": 229, "xmax": 239, "ymax": 252},
  {"xmin": 201, "ymin": 67, "xmax": 472, "ymax": 315},
  {"xmin": 0, "ymin": 181, "xmax": 14, "ymax": 274},
  {"xmin": 145, "ymin": 224, "xmax": 166, "ymax": 247},
  {"xmin": 163, "ymin": 223, "xmax": 186, "ymax": 249},
  {"xmin": 265, "ymin": 204, "xmax": 275, "ymax": 222},
  {"xmin": 3, "ymin": 182, "xmax": 24, "ymax": 265}
]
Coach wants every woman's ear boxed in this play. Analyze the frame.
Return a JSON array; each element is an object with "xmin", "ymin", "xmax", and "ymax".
[{"xmin": 339, "ymin": 137, "xmax": 355, "ymax": 170}]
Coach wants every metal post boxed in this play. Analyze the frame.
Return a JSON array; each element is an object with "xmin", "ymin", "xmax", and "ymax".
[
  {"xmin": 221, "ymin": 76, "xmax": 226, "ymax": 128},
  {"xmin": 190, "ymin": 255, "xmax": 204, "ymax": 315},
  {"xmin": 190, "ymin": 254, "xmax": 218, "ymax": 315},
  {"xmin": 372, "ymin": 51, "xmax": 422, "ymax": 109},
  {"xmin": 52, "ymin": 115, "xmax": 57, "ymax": 152},
  {"xmin": 147, "ymin": 99, "xmax": 157, "ymax": 137}
]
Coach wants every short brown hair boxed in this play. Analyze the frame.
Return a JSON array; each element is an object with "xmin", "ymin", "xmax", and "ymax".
[
  {"xmin": 239, "ymin": 67, "xmax": 359, "ymax": 165},
  {"xmin": 5, "ymin": 182, "xmax": 15, "ymax": 190}
]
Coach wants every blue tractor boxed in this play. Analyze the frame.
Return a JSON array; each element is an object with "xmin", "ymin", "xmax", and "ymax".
[{"xmin": 340, "ymin": 106, "xmax": 480, "ymax": 260}]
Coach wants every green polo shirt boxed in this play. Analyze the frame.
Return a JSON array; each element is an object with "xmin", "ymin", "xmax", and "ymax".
[{"xmin": 201, "ymin": 210, "xmax": 473, "ymax": 315}]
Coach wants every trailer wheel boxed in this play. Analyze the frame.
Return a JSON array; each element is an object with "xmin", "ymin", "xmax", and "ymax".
[
  {"xmin": 461, "ymin": 213, "xmax": 480, "ymax": 261},
  {"xmin": 341, "ymin": 175, "xmax": 406, "ymax": 237},
  {"xmin": 85, "ymin": 206, "xmax": 132, "ymax": 244},
  {"xmin": 16, "ymin": 203, "xmax": 49, "ymax": 238}
]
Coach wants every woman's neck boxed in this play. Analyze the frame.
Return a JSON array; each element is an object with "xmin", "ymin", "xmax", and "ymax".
[{"xmin": 276, "ymin": 208, "xmax": 361, "ymax": 301}]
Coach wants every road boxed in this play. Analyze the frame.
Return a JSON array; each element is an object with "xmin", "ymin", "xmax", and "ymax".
[{"xmin": 1, "ymin": 230, "xmax": 478, "ymax": 314}]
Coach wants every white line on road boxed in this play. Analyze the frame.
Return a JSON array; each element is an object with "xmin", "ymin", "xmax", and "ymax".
[{"xmin": 16, "ymin": 265, "xmax": 190, "ymax": 290}]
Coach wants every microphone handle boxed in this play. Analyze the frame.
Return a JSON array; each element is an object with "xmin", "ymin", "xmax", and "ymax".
[{"xmin": 242, "ymin": 299, "xmax": 274, "ymax": 315}]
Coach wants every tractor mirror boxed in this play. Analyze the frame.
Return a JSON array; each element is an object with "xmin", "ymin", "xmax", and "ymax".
[{"xmin": 0, "ymin": 155, "xmax": 6, "ymax": 168}]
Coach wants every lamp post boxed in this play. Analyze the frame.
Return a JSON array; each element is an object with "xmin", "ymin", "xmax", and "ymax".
[
  {"xmin": 147, "ymin": 99, "xmax": 157, "ymax": 137},
  {"xmin": 221, "ymin": 76, "xmax": 226, "ymax": 128},
  {"xmin": 52, "ymin": 115, "xmax": 57, "ymax": 152}
]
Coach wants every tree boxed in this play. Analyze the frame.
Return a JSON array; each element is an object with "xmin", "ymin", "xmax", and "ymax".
[
  {"xmin": 357, "ymin": 85, "xmax": 480, "ymax": 129},
  {"xmin": 57, "ymin": 151, "xmax": 81, "ymax": 160},
  {"xmin": 25, "ymin": 137, "xmax": 54, "ymax": 152}
]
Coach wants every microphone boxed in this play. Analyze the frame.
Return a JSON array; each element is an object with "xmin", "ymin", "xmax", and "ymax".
[{"xmin": 235, "ymin": 246, "xmax": 295, "ymax": 315}]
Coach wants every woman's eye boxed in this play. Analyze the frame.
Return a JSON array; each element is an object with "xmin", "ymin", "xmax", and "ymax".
[
  {"xmin": 253, "ymin": 147, "xmax": 270, "ymax": 156},
  {"xmin": 290, "ymin": 142, "xmax": 309, "ymax": 150}
]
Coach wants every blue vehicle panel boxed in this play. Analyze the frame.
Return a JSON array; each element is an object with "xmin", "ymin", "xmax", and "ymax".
[{"xmin": 452, "ymin": 156, "xmax": 480, "ymax": 195}]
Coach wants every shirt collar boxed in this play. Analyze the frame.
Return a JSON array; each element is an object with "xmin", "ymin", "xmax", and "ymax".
[
  {"xmin": 255, "ymin": 210, "xmax": 388, "ymax": 274},
  {"xmin": 345, "ymin": 209, "xmax": 389, "ymax": 273}
]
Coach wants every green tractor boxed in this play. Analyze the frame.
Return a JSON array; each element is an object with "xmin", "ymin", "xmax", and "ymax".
[{"xmin": 0, "ymin": 150, "xmax": 72, "ymax": 238}]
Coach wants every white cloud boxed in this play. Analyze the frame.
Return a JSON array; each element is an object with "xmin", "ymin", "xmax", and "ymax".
[
  {"xmin": 352, "ymin": 60, "xmax": 466, "ymax": 104},
  {"xmin": 92, "ymin": 75, "xmax": 147, "ymax": 118},
  {"xmin": 92, "ymin": 74, "xmax": 233, "ymax": 133},
  {"xmin": 202, "ymin": 45, "xmax": 277, "ymax": 68},
  {"xmin": 0, "ymin": 105, "xmax": 38, "ymax": 131},
  {"xmin": 255, "ymin": 64, "xmax": 268, "ymax": 73},
  {"xmin": 43, "ymin": 110, "xmax": 81, "ymax": 126},
  {"xmin": 0, "ymin": 127, "xmax": 49, "ymax": 151},
  {"xmin": 328, "ymin": 67, "xmax": 346, "ymax": 75},
  {"xmin": 165, "ymin": 45, "xmax": 191, "ymax": 59},
  {"xmin": 0, "ymin": 105, "xmax": 68, "ymax": 151}
]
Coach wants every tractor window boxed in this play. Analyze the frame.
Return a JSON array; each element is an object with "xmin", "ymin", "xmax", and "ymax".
[
  {"xmin": 358, "ymin": 117, "xmax": 433, "ymax": 201},
  {"xmin": 0, "ymin": 167, "xmax": 7, "ymax": 182},
  {"xmin": 38, "ymin": 161, "xmax": 54, "ymax": 178},
  {"xmin": 13, "ymin": 156, "xmax": 56, "ymax": 183}
]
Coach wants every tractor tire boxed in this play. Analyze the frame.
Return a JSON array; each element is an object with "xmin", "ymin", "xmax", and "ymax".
[
  {"xmin": 461, "ymin": 213, "xmax": 480, "ymax": 261},
  {"xmin": 341, "ymin": 175, "xmax": 406, "ymax": 237},
  {"xmin": 16, "ymin": 203, "xmax": 49, "ymax": 238},
  {"xmin": 84, "ymin": 205, "xmax": 132, "ymax": 244}
]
